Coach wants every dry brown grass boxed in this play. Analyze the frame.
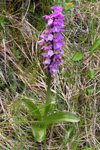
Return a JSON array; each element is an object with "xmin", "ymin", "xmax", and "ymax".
[{"xmin": 0, "ymin": 0, "xmax": 100, "ymax": 149}]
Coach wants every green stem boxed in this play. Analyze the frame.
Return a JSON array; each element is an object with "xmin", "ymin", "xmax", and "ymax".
[{"xmin": 44, "ymin": 72, "xmax": 51, "ymax": 118}]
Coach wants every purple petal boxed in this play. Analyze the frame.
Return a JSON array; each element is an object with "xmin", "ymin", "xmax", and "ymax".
[
  {"xmin": 56, "ymin": 33, "xmax": 64, "ymax": 40},
  {"xmin": 57, "ymin": 13, "xmax": 65, "ymax": 18},
  {"xmin": 43, "ymin": 30, "xmax": 50, "ymax": 34},
  {"xmin": 53, "ymin": 22, "xmax": 58, "ymax": 25},
  {"xmin": 51, "ymin": 26, "xmax": 60, "ymax": 33},
  {"xmin": 54, "ymin": 42, "xmax": 62, "ymax": 49},
  {"xmin": 60, "ymin": 24, "xmax": 66, "ymax": 28},
  {"xmin": 57, "ymin": 48, "xmax": 64, "ymax": 55},
  {"xmin": 47, "ymin": 19, "xmax": 53, "ymax": 26},
  {"xmin": 44, "ymin": 65, "xmax": 49, "ymax": 69},
  {"xmin": 49, "ymin": 63, "xmax": 58, "ymax": 74},
  {"xmin": 40, "ymin": 34, "xmax": 47, "ymax": 38},
  {"xmin": 42, "ymin": 53, "xmax": 48, "ymax": 57},
  {"xmin": 46, "ymin": 34, "xmax": 53, "ymax": 41},
  {"xmin": 51, "ymin": 5, "xmax": 62, "ymax": 12},
  {"xmin": 42, "ymin": 45, "xmax": 52, "ymax": 50},
  {"xmin": 37, "ymin": 39, "xmax": 44, "ymax": 45},
  {"xmin": 54, "ymin": 39, "xmax": 59, "ymax": 42},
  {"xmin": 54, "ymin": 41, "xmax": 65, "ymax": 49},
  {"xmin": 50, "ymin": 68, "xmax": 57, "ymax": 74},
  {"xmin": 43, "ymin": 58, "xmax": 51, "ymax": 64},
  {"xmin": 53, "ymin": 63, "xmax": 58, "ymax": 69},
  {"xmin": 57, "ymin": 19, "xmax": 64, "ymax": 25},
  {"xmin": 47, "ymin": 50, "xmax": 54, "ymax": 56},
  {"xmin": 59, "ymin": 28, "xmax": 65, "ymax": 32},
  {"xmin": 53, "ymin": 12, "xmax": 65, "ymax": 19},
  {"xmin": 60, "ymin": 41, "xmax": 65, "ymax": 45},
  {"xmin": 43, "ymin": 15, "xmax": 51, "ymax": 19},
  {"xmin": 53, "ymin": 18, "xmax": 64, "ymax": 26}
]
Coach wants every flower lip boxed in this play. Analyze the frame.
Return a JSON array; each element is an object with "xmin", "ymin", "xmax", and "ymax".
[
  {"xmin": 43, "ymin": 30, "xmax": 50, "ymax": 34},
  {"xmin": 56, "ymin": 33, "xmax": 64, "ymax": 40},
  {"xmin": 43, "ymin": 58, "xmax": 51, "ymax": 64},
  {"xmin": 54, "ymin": 41, "xmax": 65, "ymax": 49},
  {"xmin": 51, "ymin": 26, "xmax": 60, "ymax": 33},
  {"xmin": 42, "ymin": 45, "xmax": 52, "ymax": 50},
  {"xmin": 46, "ymin": 34, "xmax": 53, "ymax": 41},
  {"xmin": 42, "ymin": 53, "xmax": 48, "ymax": 57},
  {"xmin": 57, "ymin": 48, "xmax": 64, "ymax": 55},
  {"xmin": 43, "ymin": 15, "xmax": 51, "ymax": 19},
  {"xmin": 47, "ymin": 50, "xmax": 54, "ymax": 57},
  {"xmin": 37, "ymin": 39, "xmax": 44, "ymax": 45},
  {"xmin": 42, "ymin": 50, "xmax": 54, "ymax": 57},
  {"xmin": 47, "ymin": 19, "xmax": 53, "ymax": 26},
  {"xmin": 50, "ymin": 68, "xmax": 57, "ymax": 74},
  {"xmin": 40, "ymin": 34, "xmax": 47, "ymax": 38}
]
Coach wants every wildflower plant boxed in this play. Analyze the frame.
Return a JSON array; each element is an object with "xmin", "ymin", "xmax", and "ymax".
[{"xmin": 22, "ymin": 5, "xmax": 79, "ymax": 142}]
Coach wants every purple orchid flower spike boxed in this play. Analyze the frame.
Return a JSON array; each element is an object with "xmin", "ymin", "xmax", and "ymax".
[{"xmin": 38, "ymin": 5, "xmax": 65, "ymax": 74}]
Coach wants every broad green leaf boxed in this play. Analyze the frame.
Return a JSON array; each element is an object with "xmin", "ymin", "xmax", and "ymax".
[
  {"xmin": 21, "ymin": 98, "xmax": 41, "ymax": 120},
  {"xmin": 88, "ymin": 68, "xmax": 95, "ymax": 79},
  {"xmin": 90, "ymin": 38, "xmax": 100, "ymax": 53},
  {"xmin": 43, "ymin": 112, "xmax": 80, "ymax": 125},
  {"xmin": 72, "ymin": 52, "xmax": 83, "ymax": 61},
  {"xmin": 31, "ymin": 124, "xmax": 46, "ymax": 142}
]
